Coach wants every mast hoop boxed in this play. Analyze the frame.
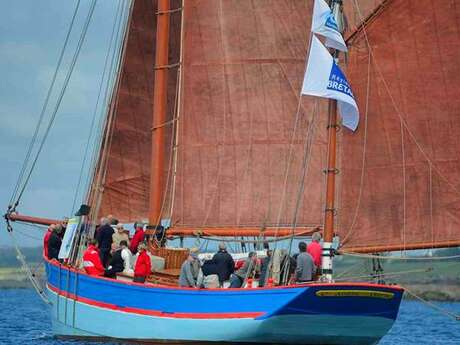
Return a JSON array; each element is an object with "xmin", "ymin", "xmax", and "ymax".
[
  {"xmin": 156, "ymin": 7, "xmax": 183, "ymax": 15},
  {"xmin": 324, "ymin": 208, "xmax": 337, "ymax": 216},
  {"xmin": 323, "ymin": 168, "xmax": 340, "ymax": 174},
  {"xmin": 326, "ymin": 123, "xmax": 341, "ymax": 131},
  {"xmin": 154, "ymin": 61, "xmax": 181, "ymax": 70},
  {"xmin": 151, "ymin": 117, "xmax": 179, "ymax": 131}
]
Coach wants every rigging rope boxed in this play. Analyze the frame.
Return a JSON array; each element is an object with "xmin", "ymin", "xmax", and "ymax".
[
  {"xmin": 341, "ymin": 251, "xmax": 460, "ymax": 261},
  {"xmin": 9, "ymin": 0, "xmax": 81, "ymax": 207},
  {"xmin": 341, "ymin": 47, "xmax": 371, "ymax": 245},
  {"xmin": 85, "ymin": 0, "xmax": 133, "ymax": 229},
  {"xmin": 399, "ymin": 284, "xmax": 460, "ymax": 321},
  {"xmin": 11, "ymin": 0, "xmax": 97, "ymax": 209},
  {"xmin": 70, "ymin": 0, "xmax": 124, "ymax": 215},
  {"xmin": 351, "ymin": 0, "xmax": 460, "ymax": 199},
  {"xmin": 6, "ymin": 229, "xmax": 50, "ymax": 304}
]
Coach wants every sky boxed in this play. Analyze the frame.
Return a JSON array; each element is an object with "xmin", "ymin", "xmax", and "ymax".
[{"xmin": 0, "ymin": 0, "xmax": 127, "ymax": 246}]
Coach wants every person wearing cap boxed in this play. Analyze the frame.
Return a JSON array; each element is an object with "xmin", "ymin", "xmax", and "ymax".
[
  {"xmin": 211, "ymin": 242, "xmax": 235, "ymax": 286},
  {"xmin": 112, "ymin": 224, "xmax": 130, "ymax": 248},
  {"xmin": 229, "ymin": 252, "xmax": 258, "ymax": 288},
  {"xmin": 133, "ymin": 243, "xmax": 151, "ymax": 283},
  {"xmin": 179, "ymin": 249, "xmax": 201, "ymax": 288}
]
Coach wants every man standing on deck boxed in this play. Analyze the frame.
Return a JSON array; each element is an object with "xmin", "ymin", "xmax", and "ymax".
[
  {"xmin": 47, "ymin": 225, "xmax": 63, "ymax": 260},
  {"xmin": 96, "ymin": 217, "xmax": 114, "ymax": 267},
  {"xmin": 308, "ymin": 231, "xmax": 322, "ymax": 277},
  {"xmin": 130, "ymin": 222, "xmax": 145, "ymax": 254},
  {"xmin": 43, "ymin": 224, "xmax": 56, "ymax": 258},
  {"xmin": 133, "ymin": 243, "xmax": 151, "ymax": 283},
  {"xmin": 295, "ymin": 242, "xmax": 315, "ymax": 283},
  {"xmin": 212, "ymin": 242, "xmax": 235, "ymax": 286}
]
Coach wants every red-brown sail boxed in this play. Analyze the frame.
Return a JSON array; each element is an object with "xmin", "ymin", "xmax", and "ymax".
[
  {"xmin": 90, "ymin": 0, "xmax": 181, "ymax": 223},
  {"xmin": 338, "ymin": 0, "xmax": 460, "ymax": 251},
  {"xmin": 87, "ymin": 0, "xmax": 460, "ymax": 251}
]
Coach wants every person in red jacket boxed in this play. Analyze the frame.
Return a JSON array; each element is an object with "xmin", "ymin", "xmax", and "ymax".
[
  {"xmin": 43, "ymin": 224, "xmax": 56, "ymax": 258},
  {"xmin": 134, "ymin": 243, "xmax": 151, "ymax": 283},
  {"xmin": 307, "ymin": 231, "xmax": 322, "ymax": 275},
  {"xmin": 83, "ymin": 239, "xmax": 105, "ymax": 276},
  {"xmin": 130, "ymin": 223, "xmax": 145, "ymax": 254}
]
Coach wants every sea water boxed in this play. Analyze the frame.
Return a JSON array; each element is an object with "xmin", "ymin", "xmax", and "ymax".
[{"xmin": 1, "ymin": 289, "xmax": 458, "ymax": 345}]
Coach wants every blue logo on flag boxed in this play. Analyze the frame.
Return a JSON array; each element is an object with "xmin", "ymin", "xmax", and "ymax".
[
  {"xmin": 327, "ymin": 62, "xmax": 355, "ymax": 99},
  {"xmin": 325, "ymin": 12, "xmax": 339, "ymax": 32}
]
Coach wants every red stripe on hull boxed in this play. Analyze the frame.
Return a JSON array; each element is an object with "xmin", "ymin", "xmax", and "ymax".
[{"xmin": 47, "ymin": 284, "xmax": 265, "ymax": 319}]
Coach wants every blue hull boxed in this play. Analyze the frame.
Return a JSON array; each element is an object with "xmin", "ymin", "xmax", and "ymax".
[{"xmin": 46, "ymin": 259, "xmax": 403, "ymax": 344}]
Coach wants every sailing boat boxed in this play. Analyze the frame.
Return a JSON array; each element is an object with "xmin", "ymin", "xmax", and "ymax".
[{"xmin": 5, "ymin": 0, "xmax": 460, "ymax": 344}]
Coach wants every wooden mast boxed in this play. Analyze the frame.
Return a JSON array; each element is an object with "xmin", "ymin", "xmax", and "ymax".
[
  {"xmin": 322, "ymin": 0, "xmax": 343, "ymax": 282},
  {"xmin": 149, "ymin": 0, "xmax": 171, "ymax": 226}
]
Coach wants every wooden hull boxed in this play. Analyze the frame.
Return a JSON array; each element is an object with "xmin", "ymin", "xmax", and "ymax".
[{"xmin": 46, "ymin": 259, "xmax": 403, "ymax": 344}]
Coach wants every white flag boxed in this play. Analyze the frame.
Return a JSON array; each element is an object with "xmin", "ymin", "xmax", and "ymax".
[
  {"xmin": 302, "ymin": 35, "xmax": 359, "ymax": 131},
  {"xmin": 311, "ymin": 0, "xmax": 347, "ymax": 52}
]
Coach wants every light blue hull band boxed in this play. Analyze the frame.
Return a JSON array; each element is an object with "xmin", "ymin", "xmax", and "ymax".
[{"xmin": 48, "ymin": 287, "xmax": 391, "ymax": 344}]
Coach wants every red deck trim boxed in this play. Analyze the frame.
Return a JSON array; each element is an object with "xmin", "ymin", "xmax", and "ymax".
[
  {"xmin": 47, "ymin": 284, "xmax": 265, "ymax": 319},
  {"xmin": 45, "ymin": 256, "xmax": 404, "ymax": 293}
]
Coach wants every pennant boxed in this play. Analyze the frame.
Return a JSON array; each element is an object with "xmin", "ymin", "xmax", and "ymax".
[
  {"xmin": 311, "ymin": 0, "xmax": 347, "ymax": 52},
  {"xmin": 301, "ymin": 36, "xmax": 359, "ymax": 131}
]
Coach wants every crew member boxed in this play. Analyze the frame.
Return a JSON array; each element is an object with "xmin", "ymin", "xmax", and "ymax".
[
  {"xmin": 130, "ymin": 222, "xmax": 145, "ymax": 254},
  {"xmin": 47, "ymin": 225, "xmax": 63, "ymax": 260},
  {"xmin": 112, "ymin": 224, "xmax": 130, "ymax": 248},
  {"xmin": 308, "ymin": 231, "xmax": 322, "ymax": 276},
  {"xmin": 179, "ymin": 250, "xmax": 201, "ymax": 288},
  {"xmin": 212, "ymin": 242, "xmax": 235, "ymax": 286},
  {"xmin": 295, "ymin": 242, "xmax": 315, "ymax": 283},
  {"xmin": 96, "ymin": 217, "xmax": 114, "ymax": 267},
  {"xmin": 133, "ymin": 243, "xmax": 151, "ymax": 283},
  {"xmin": 83, "ymin": 239, "xmax": 105, "ymax": 276},
  {"xmin": 229, "ymin": 252, "xmax": 257, "ymax": 288}
]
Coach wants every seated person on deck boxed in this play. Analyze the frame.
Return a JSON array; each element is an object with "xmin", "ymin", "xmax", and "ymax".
[{"xmin": 104, "ymin": 240, "xmax": 132, "ymax": 278}]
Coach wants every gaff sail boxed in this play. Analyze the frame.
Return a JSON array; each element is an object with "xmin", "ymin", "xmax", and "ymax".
[{"xmin": 90, "ymin": 0, "xmax": 460, "ymax": 252}]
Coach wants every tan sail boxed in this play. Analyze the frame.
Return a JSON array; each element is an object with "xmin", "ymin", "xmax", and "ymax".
[
  {"xmin": 338, "ymin": 0, "xmax": 460, "ymax": 250},
  {"xmin": 88, "ymin": 0, "xmax": 460, "ymax": 251}
]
